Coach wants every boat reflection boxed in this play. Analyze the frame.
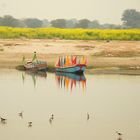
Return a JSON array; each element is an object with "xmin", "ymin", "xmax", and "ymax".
[
  {"xmin": 21, "ymin": 70, "xmax": 47, "ymax": 87},
  {"xmin": 55, "ymin": 72, "xmax": 86, "ymax": 91}
]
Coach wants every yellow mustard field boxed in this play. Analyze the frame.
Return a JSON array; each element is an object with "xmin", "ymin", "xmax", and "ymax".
[{"xmin": 0, "ymin": 26, "xmax": 140, "ymax": 40}]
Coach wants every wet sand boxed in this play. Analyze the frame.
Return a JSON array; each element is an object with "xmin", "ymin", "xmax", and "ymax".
[{"xmin": 0, "ymin": 39, "xmax": 140, "ymax": 74}]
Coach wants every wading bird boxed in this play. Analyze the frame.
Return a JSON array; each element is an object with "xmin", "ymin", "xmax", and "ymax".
[
  {"xmin": 116, "ymin": 131, "xmax": 122, "ymax": 136},
  {"xmin": 28, "ymin": 122, "xmax": 32, "ymax": 127},
  {"xmin": 0, "ymin": 116, "xmax": 7, "ymax": 123},
  {"xmin": 51, "ymin": 114, "xmax": 54, "ymax": 120},
  {"xmin": 87, "ymin": 113, "xmax": 90, "ymax": 120},
  {"xmin": 49, "ymin": 114, "xmax": 54, "ymax": 124},
  {"xmin": 18, "ymin": 111, "xmax": 23, "ymax": 118}
]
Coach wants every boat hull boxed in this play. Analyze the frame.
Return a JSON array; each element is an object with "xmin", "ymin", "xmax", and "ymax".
[
  {"xmin": 24, "ymin": 61, "xmax": 47, "ymax": 72},
  {"xmin": 55, "ymin": 64, "xmax": 86, "ymax": 74}
]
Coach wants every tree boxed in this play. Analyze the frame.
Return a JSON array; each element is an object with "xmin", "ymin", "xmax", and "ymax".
[
  {"xmin": 23, "ymin": 18, "xmax": 43, "ymax": 28},
  {"xmin": 65, "ymin": 19, "xmax": 78, "ymax": 28},
  {"xmin": 51, "ymin": 19, "xmax": 66, "ymax": 28},
  {"xmin": 0, "ymin": 15, "xmax": 21, "ymax": 27},
  {"xmin": 88, "ymin": 20, "xmax": 100, "ymax": 28},
  {"xmin": 0, "ymin": 17, "xmax": 2, "ymax": 26},
  {"xmin": 101, "ymin": 23, "xmax": 122, "ymax": 29},
  {"xmin": 121, "ymin": 9, "xmax": 140, "ymax": 28},
  {"xmin": 42, "ymin": 19, "xmax": 51, "ymax": 27},
  {"xmin": 75, "ymin": 19, "xmax": 90, "ymax": 28}
]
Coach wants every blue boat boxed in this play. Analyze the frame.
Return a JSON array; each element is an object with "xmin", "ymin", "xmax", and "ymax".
[{"xmin": 55, "ymin": 64, "xmax": 86, "ymax": 74}]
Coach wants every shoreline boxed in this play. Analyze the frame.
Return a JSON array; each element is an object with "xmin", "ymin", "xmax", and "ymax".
[
  {"xmin": 1, "ymin": 63, "xmax": 140, "ymax": 76},
  {"xmin": 0, "ymin": 39, "xmax": 140, "ymax": 75}
]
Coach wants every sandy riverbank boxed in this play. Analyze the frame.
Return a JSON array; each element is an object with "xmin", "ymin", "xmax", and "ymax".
[{"xmin": 0, "ymin": 39, "xmax": 140, "ymax": 75}]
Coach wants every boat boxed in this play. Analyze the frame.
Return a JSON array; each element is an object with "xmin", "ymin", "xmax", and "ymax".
[
  {"xmin": 24, "ymin": 60, "xmax": 47, "ymax": 71},
  {"xmin": 55, "ymin": 64, "xmax": 86, "ymax": 74},
  {"xmin": 55, "ymin": 56, "xmax": 87, "ymax": 74}
]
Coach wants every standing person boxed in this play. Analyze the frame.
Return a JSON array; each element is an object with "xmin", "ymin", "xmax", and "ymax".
[
  {"xmin": 21, "ymin": 55, "xmax": 26, "ymax": 65},
  {"xmin": 32, "ymin": 52, "xmax": 37, "ymax": 62}
]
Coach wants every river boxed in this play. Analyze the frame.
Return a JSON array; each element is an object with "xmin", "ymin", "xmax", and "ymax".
[{"xmin": 0, "ymin": 69, "xmax": 140, "ymax": 140}]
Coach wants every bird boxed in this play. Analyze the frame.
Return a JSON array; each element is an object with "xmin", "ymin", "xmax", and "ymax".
[
  {"xmin": 0, "ymin": 116, "xmax": 7, "ymax": 123},
  {"xmin": 51, "ymin": 114, "xmax": 54, "ymax": 120},
  {"xmin": 87, "ymin": 113, "xmax": 90, "ymax": 120},
  {"xmin": 28, "ymin": 122, "xmax": 32, "ymax": 127},
  {"xmin": 116, "ymin": 131, "xmax": 122, "ymax": 136},
  {"xmin": 18, "ymin": 111, "xmax": 23, "ymax": 118},
  {"xmin": 49, "ymin": 114, "xmax": 54, "ymax": 124}
]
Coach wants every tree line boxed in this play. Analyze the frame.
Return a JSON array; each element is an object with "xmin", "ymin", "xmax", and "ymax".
[{"xmin": 0, "ymin": 9, "xmax": 140, "ymax": 28}]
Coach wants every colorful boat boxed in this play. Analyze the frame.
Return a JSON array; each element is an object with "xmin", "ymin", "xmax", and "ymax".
[
  {"xmin": 55, "ymin": 56, "xmax": 87, "ymax": 74},
  {"xmin": 24, "ymin": 61, "xmax": 47, "ymax": 71},
  {"xmin": 55, "ymin": 64, "xmax": 86, "ymax": 74}
]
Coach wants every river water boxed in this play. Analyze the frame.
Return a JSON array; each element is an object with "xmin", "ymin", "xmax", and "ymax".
[{"xmin": 0, "ymin": 69, "xmax": 140, "ymax": 140}]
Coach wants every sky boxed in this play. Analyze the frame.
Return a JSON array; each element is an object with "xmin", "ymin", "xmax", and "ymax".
[{"xmin": 0, "ymin": 0, "xmax": 140, "ymax": 24}]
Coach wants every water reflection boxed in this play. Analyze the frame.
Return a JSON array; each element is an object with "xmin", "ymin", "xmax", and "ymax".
[
  {"xmin": 55, "ymin": 72, "xmax": 86, "ymax": 91},
  {"xmin": 117, "ymin": 138, "xmax": 122, "ymax": 140},
  {"xmin": 21, "ymin": 71, "xmax": 47, "ymax": 87},
  {"xmin": 0, "ymin": 70, "xmax": 140, "ymax": 140}
]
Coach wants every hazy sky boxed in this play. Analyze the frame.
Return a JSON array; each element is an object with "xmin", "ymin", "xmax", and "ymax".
[{"xmin": 0, "ymin": 0, "xmax": 140, "ymax": 24}]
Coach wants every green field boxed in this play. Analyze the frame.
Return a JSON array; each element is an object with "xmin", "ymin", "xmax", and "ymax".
[{"xmin": 0, "ymin": 26, "xmax": 140, "ymax": 40}]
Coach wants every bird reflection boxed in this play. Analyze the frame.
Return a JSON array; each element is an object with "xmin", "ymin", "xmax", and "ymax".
[
  {"xmin": 117, "ymin": 138, "xmax": 122, "ymax": 140},
  {"xmin": 49, "ymin": 118, "xmax": 52, "ymax": 124},
  {"xmin": 55, "ymin": 72, "xmax": 86, "ymax": 92}
]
